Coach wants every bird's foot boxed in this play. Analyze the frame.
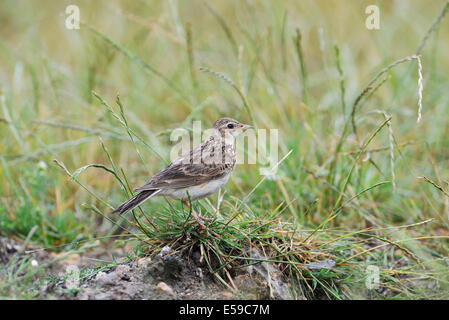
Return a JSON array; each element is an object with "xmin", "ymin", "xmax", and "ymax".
[
  {"xmin": 198, "ymin": 215, "xmax": 213, "ymax": 221},
  {"xmin": 192, "ymin": 210, "xmax": 206, "ymax": 229},
  {"xmin": 182, "ymin": 200, "xmax": 207, "ymax": 230}
]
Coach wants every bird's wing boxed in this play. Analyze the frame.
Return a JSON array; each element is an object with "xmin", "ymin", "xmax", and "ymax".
[
  {"xmin": 134, "ymin": 140, "xmax": 235, "ymax": 192},
  {"xmin": 134, "ymin": 162, "xmax": 232, "ymax": 191}
]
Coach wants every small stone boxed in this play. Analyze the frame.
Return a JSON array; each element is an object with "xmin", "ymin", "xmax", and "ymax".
[
  {"xmin": 156, "ymin": 282, "xmax": 175, "ymax": 296},
  {"xmin": 31, "ymin": 259, "xmax": 39, "ymax": 268},
  {"xmin": 158, "ymin": 245, "xmax": 171, "ymax": 257},
  {"xmin": 95, "ymin": 271, "xmax": 119, "ymax": 287},
  {"xmin": 137, "ymin": 257, "xmax": 152, "ymax": 268},
  {"xmin": 115, "ymin": 265, "xmax": 131, "ymax": 280},
  {"xmin": 195, "ymin": 267, "xmax": 203, "ymax": 280},
  {"xmin": 222, "ymin": 291, "xmax": 233, "ymax": 298}
]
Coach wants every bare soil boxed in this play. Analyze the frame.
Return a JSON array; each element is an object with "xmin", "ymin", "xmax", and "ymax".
[{"xmin": 1, "ymin": 237, "xmax": 298, "ymax": 300}]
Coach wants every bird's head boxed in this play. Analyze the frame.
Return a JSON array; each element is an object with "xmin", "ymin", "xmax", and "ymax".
[{"xmin": 213, "ymin": 118, "xmax": 253, "ymax": 138}]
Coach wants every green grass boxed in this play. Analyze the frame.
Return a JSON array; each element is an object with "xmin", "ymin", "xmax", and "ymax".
[
  {"xmin": 0, "ymin": 160, "xmax": 89, "ymax": 246},
  {"xmin": 1, "ymin": 0, "xmax": 449, "ymax": 299}
]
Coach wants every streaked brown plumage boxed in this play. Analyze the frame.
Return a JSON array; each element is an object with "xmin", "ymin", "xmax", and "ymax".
[{"xmin": 112, "ymin": 118, "xmax": 252, "ymax": 228}]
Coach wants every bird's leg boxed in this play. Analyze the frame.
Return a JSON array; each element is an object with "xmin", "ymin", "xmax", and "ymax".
[
  {"xmin": 182, "ymin": 200, "xmax": 213, "ymax": 221},
  {"xmin": 182, "ymin": 200, "xmax": 206, "ymax": 229},
  {"xmin": 198, "ymin": 216, "xmax": 213, "ymax": 221}
]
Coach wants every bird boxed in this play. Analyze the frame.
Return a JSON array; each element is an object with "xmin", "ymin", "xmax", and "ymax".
[{"xmin": 112, "ymin": 118, "xmax": 253, "ymax": 228}]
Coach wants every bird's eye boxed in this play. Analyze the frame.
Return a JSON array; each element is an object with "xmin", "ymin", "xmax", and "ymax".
[{"xmin": 227, "ymin": 123, "xmax": 234, "ymax": 129}]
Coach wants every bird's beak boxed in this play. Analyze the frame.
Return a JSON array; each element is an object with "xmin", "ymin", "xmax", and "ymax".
[{"xmin": 242, "ymin": 124, "xmax": 253, "ymax": 131}]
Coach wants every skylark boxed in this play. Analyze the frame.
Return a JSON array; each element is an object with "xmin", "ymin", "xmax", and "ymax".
[{"xmin": 112, "ymin": 118, "xmax": 252, "ymax": 228}]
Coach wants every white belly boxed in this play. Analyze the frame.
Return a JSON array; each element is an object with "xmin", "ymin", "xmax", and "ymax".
[{"xmin": 160, "ymin": 173, "xmax": 231, "ymax": 201}]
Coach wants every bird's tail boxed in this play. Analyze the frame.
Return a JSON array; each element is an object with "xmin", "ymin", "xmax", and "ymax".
[{"xmin": 112, "ymin": 189, "xmax": 160, "ymax": 214}]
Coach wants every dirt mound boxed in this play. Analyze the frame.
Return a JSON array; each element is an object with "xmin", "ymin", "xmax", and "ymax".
[
  {"xmin": 1, "ymin": 238, "xmax": 299, "ymax": 300},
  {"xmin": 75, "ymin": 246, "xmax": 297, "ymax": 300}
]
